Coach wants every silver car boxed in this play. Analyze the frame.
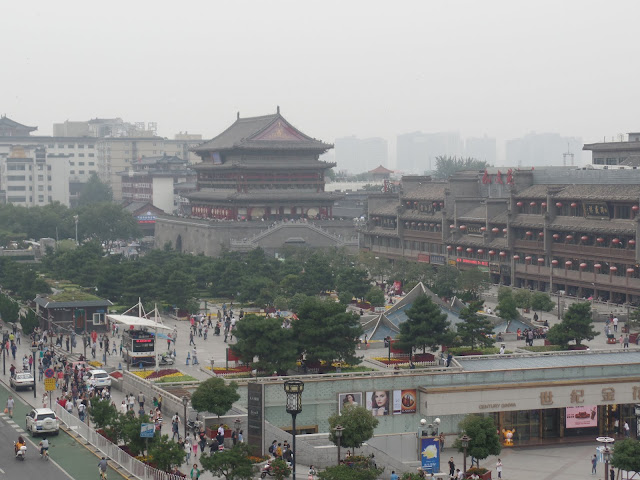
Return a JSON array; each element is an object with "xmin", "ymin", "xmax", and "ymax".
[{"xmin": 10, "ymin": 372, "xmax": 34, "ymax": 390}]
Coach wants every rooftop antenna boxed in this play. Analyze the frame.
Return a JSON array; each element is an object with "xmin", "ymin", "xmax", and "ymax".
[{"xmin": 563, "ymin": 143, "xmax": 574, "ymax": 167}]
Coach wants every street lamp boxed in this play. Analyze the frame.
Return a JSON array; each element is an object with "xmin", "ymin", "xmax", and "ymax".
[
  {"xmin": 333, "ymin": 424, "xmax": 344, "ymax": 465},
  {"xmin": 182, "ymin": 396, "xmax": 189, "ymax": 439},
  {"xmin": 284, "ymin": 380, "xmax": 304, "ymax": 480},
  {"xmin": 234, "ymin": 418, "xmax": 241, "ymax": 442},
  {"xmin": 596, "ymin": 437, "xmax": 615, "ymax": 479},
  {"xmin": 460, "ymin": 434, "xmax": 471, "ymax": 475},
  {"xmin": 2, "ymin": 330, "xmax": 7, "ymax": 375},
  {"xmin": 31, "ymin": 343, "xmax": 38, "ymax": 399},
  {"xmin": 73, "ymin": 215, "xmax": 79, "ymax": 245}
]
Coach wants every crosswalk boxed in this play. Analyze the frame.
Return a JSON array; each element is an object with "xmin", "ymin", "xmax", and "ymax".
[{"xmin": 0, "ymin": 412, "xmax": 26, "ymax": 434}]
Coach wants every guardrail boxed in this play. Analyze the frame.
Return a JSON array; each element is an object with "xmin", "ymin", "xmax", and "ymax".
[{"xmin": 54, "ymin": 403, "xmax": 186, "ymax": 480}]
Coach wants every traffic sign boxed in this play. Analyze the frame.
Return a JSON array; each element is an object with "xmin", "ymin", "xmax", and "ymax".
[
  {"xmin": 44, "ymin": 368, "xmax": 55, "ymax": 379},
  {"xmin": 44, "ymin": 378, "xmax": 56, "ymax": 391},
  {"xmin": 140, "ymin": 423, "xmax": 155, "ymax": 438}
]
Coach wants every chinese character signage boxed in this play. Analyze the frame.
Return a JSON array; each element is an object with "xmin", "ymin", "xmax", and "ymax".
[
  {"xmin": 566, "ymin": 406, "xmax": 597, "ymax": 428},
  {"xmin": 420, "ymin": 437, "xmax": 440, "ymax": 473},
  {"xmin": 392, "ymin": 389, "xmax": 417, "ymax": 414},
  {"xmin": 584, "ymin": 202, "xmax": 609, "ymax": 218}
]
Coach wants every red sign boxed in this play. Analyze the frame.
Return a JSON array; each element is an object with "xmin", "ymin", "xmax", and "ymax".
[
  {"xmin": 134, "ymin": 339, "xmax": 153, "ymax": 343},
  {"xmin": 393, "ymin": 281, "xmax": 402, "ymax": 295},
  {"xmin": 417, "ymin": 254, "xmax": 430, "ymax": 263},
  {"xmin": 456, "ymin": 258, "xmax": 489, "ymax": 266}
]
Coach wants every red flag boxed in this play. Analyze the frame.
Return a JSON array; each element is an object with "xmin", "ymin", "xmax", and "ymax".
[
  {"xmin": 506, "ymin": 168, "xmax": 514, "ymax": 185},
  {"xmin": 495, "ymin": 170, "xmax": 504, "ymax": 185},
  {"xmin": 482, "ymin": 169, "xmax": 491, "ymax": 184}
]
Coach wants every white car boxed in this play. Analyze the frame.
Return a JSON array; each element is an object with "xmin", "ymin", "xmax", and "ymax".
[
  {"xmin": 10, "ymin": 372, "xmax": 35, "ymax": 390},
  {"xmin": 86, "ymin": 369, "xmax": 111, "ymax": 389},
  {"xmin": 26, "ymin": 408, "xmax": 59, "ymax": 435}
]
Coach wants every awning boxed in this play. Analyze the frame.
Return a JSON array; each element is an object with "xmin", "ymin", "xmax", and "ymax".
[{"xmin": 106, "ymin": 314, "xmax": 172, "ymax": 330}]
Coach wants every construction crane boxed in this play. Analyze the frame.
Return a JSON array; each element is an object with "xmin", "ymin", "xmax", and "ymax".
[{"xmin": 563, "ymin": 143, "xmax": 574, "ymax": 167}]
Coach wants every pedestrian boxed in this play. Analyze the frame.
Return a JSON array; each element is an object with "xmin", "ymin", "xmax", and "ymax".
[
  {"xmin": 592, "ymin": 454, "xmax": 598, "ymax": 475},
  {"xmin": 189, "ymin": 331, "xmax": 195, "ymax": 346},
  {"xmin": 184, "ymin": 438, "xmax": 191, "ymax": 463},
  {"xmin": 190, "ymin": 464, "xmax": 200, "ymax": 480},
  {"xmin": 6, "ymin": 395, "xmax": 15, "ymax": 418},
  {"xmin": 496, "ymin": 459, "xmax": 503, "ymax": 479},
  {"xmin": 613, "ymin": 316, "xmax": 618, "ymax": 332},
  {"xmin": 186, "ymin": 351, "xmax": 191, "ymax": 365},
  {"xmin": 172, "ymin": 412, "xmax": 181, "ymax": 440},
  {"xmin": 192, "ymin": 347, "xmax": 199, "ymax": 365},
  {"xmin": 610, "ymin": 466, "xmax": 615, "ymax": 480},
  {"xmin": 624, "ymin": 335, "xmax": 630, "ymax": 349},
  {"xmin": 192, "ymin": 438, "xmax": 198, "ymax": 458},
  {"xmin": 448, "ymin": 457, "xmax": 455, "ymax": 477},
  {"xmin": 231, "ymin": 429, "xmax": 238, "ymax": 446},
  {"xmin": 238, "ymin": 430, "xmax": 243, "ymax": 443},
  {"xmin": 121, "ymin": 400, "xmax": 128, "ymax": 415},
  {"xmin": 308, "ymin": 465, "xmax": 317, "ymax": 480},
  {"xmin": 138, "ymin": 391, "xmax": 146, "ymax": 409},
  {"xmin": 624, "ymin": 421, "xmax": 630, "ymax": 437},
  {"xmin": 390, "ymin": 471, "xmax": 398, "ymax": 480}
]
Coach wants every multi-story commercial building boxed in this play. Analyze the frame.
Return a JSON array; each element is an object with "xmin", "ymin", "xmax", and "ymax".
[
  {"xmin": 583, "ymin": 132, "xmax": 640, "ymax": 169},
  {"xmin": 0, "ymin": 145, "xmax": 68, "ymax": 206},
  {"xmin": 117, "ymin": 154, "xmax": 195, "ymax": 214},
  {"xmin": 363, "ymin": 167, "xmax": 640, "ymax": 304},
  {"xmin": 334, "ymin": 136, "xmax": 388, "ymax": 174},
  {"xmin": 506, "ymin": 132, "xmax": 583, "ymax": 167},
  {"xmin": 396, "ymin": 131, "xmax": 463, "ymax": 173},
  {"xmin": 465, "ymin": 135, "xmax": 497, "ymax": 164}
]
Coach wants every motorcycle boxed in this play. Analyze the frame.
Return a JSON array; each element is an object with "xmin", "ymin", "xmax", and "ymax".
[
  {"xmin": 261, "ymin": 464, "xmax": 275, "ymax": 478},
  {"xmin": 187, "ymin": 413, "xmax": 202, "ymax": 438},
  {"xmin": 158, "ymin": 353, "xmax": 175, "ymax": 366},
  {"xmin": 14, "ymin": 442, "xmax": 27, "ymax": 460}
]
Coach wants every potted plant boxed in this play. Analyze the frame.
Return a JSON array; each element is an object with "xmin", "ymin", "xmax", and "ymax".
[{"xmin": 465, "ymin": 466, "xmax": 491, "ymax": 479}]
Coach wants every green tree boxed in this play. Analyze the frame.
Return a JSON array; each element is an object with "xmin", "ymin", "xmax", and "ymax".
[
  {"xmin": 273, "ymin": 296, "xmax": 289, "ymax": 310},
  {"xmin": 0, "ymin": 292, "xmax": 20, "ymax": 326},
  {"xmin": 19, "ymin": 310, "xmax": 39, "ymax": 335},
  {"xmin": 165, "ymin": 271, "xmax": 197, "ymax": 311},
  {"xmin": 270, "ymin": 458, "xmax": 292, "ymax": 480},
  {"xmin": 148, "ymin": 434, "xmax": 186, "ymax": 472},
  {"xmin": 338, "ymin": 291, "xmax": 354, "ymax": 306},
  {"xmin": 78, "ymin": 202, "xmax": 140, "ymax": 244},
  {"xmin": 328, "ymin": 405, "xmax": 379, "ymax": 450},
  {"xmin": 288, "ymin": 293, "xmax": 309, "ymax": 313},
  {"xmin": 629, "ymin": 307, "xmax": 640, "ymax": 331},
  {"xmin": 497, "ymin": 287, "xmax": 513, "ymax": 303},
  {"xmin": 89, "ymin": 397, "xmax": 119, "ymax": 431},
  {"xmin": 457, "ymin": 268, "xmax": 490, "ymax": 299},
  {"xmin": 531, "ymin": 292, "xmax": 555, "ymax": 312},
  {"xmin": 336, "ymin": 267, "xmax": 370, "ymax": 300},
  {"xmin": 453, "ymin": 415, "xmax": 501, "ymax": 468},
  {"xmin": 513, "ymin": 289, "xmax": 532, "ymax": 311},
  {"xmin": 433, "ymin": 156, "xmax": 489, "ymax": 180},
  {"xmin": 190, "ymin": 377, "xmax": 240, "ymax": 417},
  {"xmin": 77, "ymin": 173, "xmax": 113, "ymax": 206},
  {"xmin": 431, "ymin": 265, "xmax": 459, "ymax": 298},
  {"xmin": 611, "ymin": 438, "xmax": 640, "ymax": 474},
  {"xmin": 118, "ymin": 411, "xmax": 152, "ymax": 456},
  {"xmin": 200, "ymin": 443, "xmax": 255, "ymax": 480},
  {"xmin": 231, "ymin": 315, "xmax": 298, "ymax": 373},
  {"xmin": 546, "ymin": 302, "xmax": 599, "ymax": 347},
  {"xmin": 456, "ymin": 300, "xmax": 495, "ymax": 349},
  {"xmin": 496, "ymin": 295, "xmax": 518, "ymax": 321},
  {"xmin": 395, "ymin": 294, "xmax": 453, "ymax": 357},
  {"xmin": 364, "ymin": 287, "xmax": 385, "ymax": 307},
  {"xmin": 294, "ymin": 297, "xmax": 363, "ymax": 366}
]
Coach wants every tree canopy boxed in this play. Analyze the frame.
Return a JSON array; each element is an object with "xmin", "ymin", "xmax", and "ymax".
[
  {"xmin": 496, "ymin": 294, "xmax": 518, "ymax": 321},
  {"xmin": 531, "ymin": 291, "xmax": 555, "ymax": 312},
  {"xmin": 190, "ymin": 377, "xmax": 240, "ymax": 417},
  {"xmin": 611, "ymin": 438, "xmax": 640, "ymax": 474},
  {"xmin": 456, "ymin": 300, "xmax": 495, "ymax": 349},
  {"xmin": 77, "ymin": 172, "xmax": 113, "ymax": 207},
  {"xmin": 454, "ymin": 415, "xmax": 501, "ymax": 467},
  {"xmin": 328, "ymin": 405, "xmax": 379, "ymax": 450},
  {"xmin": 547, "ymin": 302, "xmax": 599, "ymax": 346},
  {"xmin": 200, "ymin": 443, "xmax": 255, "ymax": 480},
  {"xmin": 395, "ymin": 294, "xmax": 453, "ymax": 356},
  {"xmin": 433, "ymin": 156, "xmax": 490, "ymax": 179}
]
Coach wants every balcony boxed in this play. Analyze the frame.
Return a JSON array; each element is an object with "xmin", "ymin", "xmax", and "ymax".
[
  {"xmin": 402, "ymin": 230, "xmax": 443, "ymax": 241},
  {"xmin": 513, "ymin": 239, "xmax": 543, "ymax": 251},
  {"xmin": 514, "ymin": 264, "xmax": 640, "ymax": 292},
  {"xmin": 550, "ymin": 243, "xmax": 636, "ymax": 263}
]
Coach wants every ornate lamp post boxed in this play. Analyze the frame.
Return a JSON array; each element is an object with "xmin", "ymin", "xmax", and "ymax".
[
  {"xmin": 597, "ymin": 436, "xmax": 615, "ymax": 479},
  {"xmin": 182, "ymin": 396, "xmax": 189, "ymax": 439},
  {"xmin": 234, "ymin": 418, "xmax": 241, "ymax": 442},
  {"xmin": 31, "ymin": 343, "xmax": 38, "ymax": 399},
  {"xmin": 460, "ymin": 434, "xmax": 471, "ymax": 474},
  {"xmin": 333, "ymin": 424, "xmax": 344, "ymax": 465},
  {"xmin": 284, "ymin": 380, "xmax": 304, "ymax": 480}
]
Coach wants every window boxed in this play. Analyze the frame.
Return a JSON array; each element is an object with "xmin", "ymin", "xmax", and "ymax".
[
  {"xmin": 47, "ymin": 165, "xmax": 51, "ymax": 171},
  {"xmin": 606, "ymin": 158, "xmax": 617, "ymax": 165},
  {"xmin": 48, "ymin": 186, "xmax": 51, "ymax": 191},
  {"xmin": 8, "ymin": 196, "xmax": 26, "ymax": 202},
  {"xmin": 48, "ymin": 176, "xmax": 51, "ymax": 181},
  {"xmin": 58, "ymin": 144, "xmax": 64, "ymax": 148},
  {"xmin": 70, "ymin": 162, "xmax": 75, "ymax": 166},
  {"xmin": 89, "ymin": 162, "xmax": 95, "ymax": 166},
  {"xmin": 47, "ymin": 144, "xmax": 54, "ymax": 148},
  {"xmin": 70, "ymin": 170, "xmax": 75, "ymax": 174},
  {"xmin": 38, "ymin": 185, "xmax": 44, "ymax": 191},
  {"xmin": 38, "ymin": 165, "xmax": 43, "ymax": 170},
  {"xmin": 8, "ymin": 186, "xmax": 26, "ymax": 191},
  {"xmin": 79, "ymin": 170, "xmax": 85, "ymax": 174},
  {"xmin": 79, "ymin": 153, "xmax": 85, "ymax": 157},
  {"xmin": 8, "ymin": 164, "xmax": 25, "ymax": 171},
  {"xmin": 67, "ymin": 144, "xmax": 74, "ymax": 148},
  {"xmin": 7, "ymin": 176, "xmax": 25, "ymax": 181},
  {"xmin": 38, "ymin": 195, "xmax": 44, "ymax": 202},
  {"xmin": 79, "ymin": 162, "xmax": 85, "ymax": 166},
  {"xmin": 38, "ymin": 175, "xmax": 44, "ymax": 181},
  {"xmin": 78, "ymin": 144, "xmax": 85, "ymax": 149},
  {"xmin": 93, "ymin": 313, "xmax": 105, "ymax": 325},
  {"xmin": 89, "ymin": 153, "xmax": 94, "ymax": 157},
  {"xmin": 69, "ymin": 153, "xmax": 74, "ymax": 157}
]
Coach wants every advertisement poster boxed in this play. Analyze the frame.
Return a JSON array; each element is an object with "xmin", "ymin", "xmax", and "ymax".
[
  {"xmin": 338, "ymin": 392, "xmax": 363, "ymax": 415},
  {"xmin": 392, "ymin": 389, "xmax": 418, "ymax": 415},
  {"xmin": 420, "ymin": 437, "xmax": 440, "ymax": 473},
  {"xmin": 566, "ymin": 406, "xmax": 597, "ymax": 428},
  {"xmin": 366, "ymin": 391, "xmax": 391, "ymax": 416}
]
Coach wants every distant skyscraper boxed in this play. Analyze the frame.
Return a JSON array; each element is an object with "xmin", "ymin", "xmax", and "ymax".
[
  {"xmin": 396, "ymin": 131, "xmax": 463, "ymax": 173},
  {"xmin": 334, "ymin": 136, "xmax": 388, "ymax": 174},
  {"xmin": 505, "ymin": 132, "xmax": 582, "ymax": 167},
  {"xmin": 465, "ymin": 135, "xmax": 496, "ymax": 164}
]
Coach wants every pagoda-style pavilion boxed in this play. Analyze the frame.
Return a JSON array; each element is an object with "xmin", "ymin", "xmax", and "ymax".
[{"xmin": 187, "ymin": 108, "xmax": 340, "ymax": 220}]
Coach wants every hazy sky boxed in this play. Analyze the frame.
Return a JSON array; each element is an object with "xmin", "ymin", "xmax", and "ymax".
[{"xmin": 3, "ymin": 0, "xmax": 639, "ymax": 159}]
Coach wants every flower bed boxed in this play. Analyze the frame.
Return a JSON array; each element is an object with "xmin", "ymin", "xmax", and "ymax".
[
  {"xmin": 154, "ymin": 374, "xmax": 198, "ymax": 383},
  {"xmin": 146, "ymin": 369, "xmax": 180, "ymax": 380},
  {"xmin": 110, "ymin": 371, "xmax": 123, "ymax": 379},
  {"xmin": 88, "ymin": 361, "xmax": 103, "ymax": 368}
]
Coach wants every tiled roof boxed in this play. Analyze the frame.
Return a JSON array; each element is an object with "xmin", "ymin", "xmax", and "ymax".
[
  {"xmin": 549, "ymin": 216, "xmax": 635, "ymax": 234},
  {"xmin": 490, "ymin": 211, "xmax": 509, "ymax": 224},
  {"xmin": 449, "ymin": 236, "xmax": 507, "ymax": 249},
  {"xmin": 401, "ymin": 183, "xmax": 447, "ymax": 201},
  {"xmin": 515, "ymin": 184, "xmax": 559, "ymax": 199},
  {"xmin": 369, "ymin": 203, "xmax": 398, "ymax": 216},
  {"xmin": 458, "ymin": 205, "xmax": 486, "ymax": 221},
  {"xmin": 192, "ymin": 159, "xmax": 335, "ymax": 170},
  {"xmin": 186, "ymin": 190, "xmax": 341, "ymax": 202},
  {"xmin": 367, "ymin": 227, "xmax": 399, "ymax": 238},
  {"xmin": 192, "ymin": 113, "xmax": 331, "ymax": 153},
  {"xmin": 369, "ymin": 165, "xmax": 394, "ymax": 174},
  {"xmin": 399, "ymin": 211, "xmax": 442, "ymax": 221},
  {"xmin": 554, "ymin": 184, "xmax": 640, "ymax": 201},
  {"xmin": 510, "ymin": 214, "xmax": 545, "ymax": 228}
]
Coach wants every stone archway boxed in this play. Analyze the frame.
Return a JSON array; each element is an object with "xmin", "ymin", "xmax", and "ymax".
[{"xmin": 175, "ymin": 234, "xmax": 183, "ymax": 253}]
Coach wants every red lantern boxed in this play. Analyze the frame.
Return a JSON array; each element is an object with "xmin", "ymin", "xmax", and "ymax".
[
  {"xmin": 492, "ymin": 227, "xmax": 499, "ymax": 233},
  {"xmin": 525, "ymin": 256, "xmax": 532, "ymax": 262},
  {"xmin": 440, "ymin": 202, "xmax": 444, "ymax": 207},
  {"xmin": 633, "ymin": 205, "xmax": 639, "ymax": 212},
  {"xmin": 629, "ymin": 239, "xmax": 636, "ymax": 246},
  {"xmin": 551, "ymin": 259, "xmax": 559, "ymax": 266},
  {"xmin": 459, "ymin": 225, "xmax": 467, "ymax": 231},
  {"xmin": 538, "ymin": 258, "xmax": 545, "ymax": 263},
  {"xmin": 480, "ymin": 226, "xmax": 486, "ymax": 232},
  {"xmin": 466, "ymin": 247, "xmax": 473, "ymax": 253},
  {"xmin": 450, "ymin": 224, "xmax": 456, "ymax": 229},
  {"xmin": 541, "ymin": 202, "xmax": 547, "ymax": 208},
  {"xmin": 555, "ymin": 202, "xmax": 563, "ymax": 208},
  {"xmin": 447, "ymin": 245, "xmax": 453, "ymax": 251},
  {"xmin": 477, "ymin": 249, "xmax": 484, "ymax": 254},
  {"xmin": 433, "ymin": 202, "xmax": 438, "ymax": 206},
  {"xmin": 404, "ymin": 222, "xmax": 409, "ymax": 227},
  {"xmin": 594, "ymin": 263, "xmax": 602, "ymax": 269},
  {"xmin": 597, "ymin": 237, "xmax": 605, "ymax": 243},
  {"xmin": 580, "ymin": 263, "xmax": 587, "ymax": 269},
  {"xmin": 456, "ymin": 246, "xmax": 463, "ymax": 252},
  {"xmin": 499, "ymin": 251, "xmax": 507, "ymax": 257},
  {"xmin": 581, "ymin": 236, "xmax": 588, "ymax": 242},
  {"xmin": 516, "ymin": 201, "xmax": 523, "ymax": 207},
  {"xmin": 513, "ymin": 255, "xmax": 520, "ymax": 260},
  {"xmin": 610, "ymin": 266, "xmax": 618, "ymax": 272},
  {"xmin": 570, "ymin": 202, "xmax": 578, "ymax": 208},
  {"xmin": 565, "ymin": 260, "xmax": 572, "ymax": 267},
  {"xmin": 530, "ymin": 202, "xmax": 536, "ymax": 207},
  {"xmin": 566, "ymin": 235, "xmax": 574, "ymax": 241},
  {"xmin": 526, "ymin": 231, "xmax": 532, "ymax": 236},
  {"xmin": 539, "ymin": 232, "xmax": 545, "ymax": 237},
  {"xmin": 627, "ymin": 268, "xmax": 635, "ymax": 274},
  {"xmin": 489, "ymin": 250, "xmax": 496, "ymax": 256},
  {"xmin": 612, "ymin": 238, "xmax": 620, "ymax": 245},
  {"xmin": 553, "ymin": 233, "xmax": 560, "ymax": 240},
  {"xmin": 503, "ymin": 228, "xmax": 508, "ymax": 234}
]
